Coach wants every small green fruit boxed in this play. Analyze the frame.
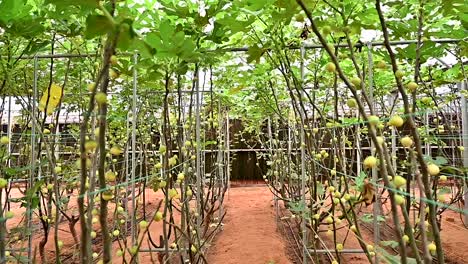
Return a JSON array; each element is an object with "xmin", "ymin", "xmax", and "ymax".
[
  {"xmin": 388, "ymin": 115, "xmax": 404, "ymax": 127},
  {"xmin": 54, "ymin": 166, "xmax": 62, "ymax": 173},
  {"xmin": 400, "ymin": 136, "xmax": 413, "ymax": 148},
  {"xmin": 402, "ymin": 235, "xmax": 409, "ymax": 243},
  {"xmin": 139, "ymin": 220, "xmax": 149, "ymax": 230},
  {"xmin": 395, "ymin": 70, "xmax": 404, "ymax": 79},
  {"xmin": 363, "ymin": 156, "xmax": 378, "ymax": 169},
  {"xmin": 95, "ymin": 92, "xmax": 107, "ymax": 105},
  {"xmin": 322, "ymin": 26, "xmax": 332, "ymax": 36},
  {"xmin": 350, "ymin": 77, "xmax": 361, "ymax": 88},
  {"xmin": 154, "ymin": 211, "xmax": 163, "ymax": 222},
  {"xmin": 5, "ymin": 211, "xmax": 14, "ymax": 219},
  {"xmin": 346, "ymin": 98, "xmax": 357, "ymax": 108},
  {"xmin": 0, "ymin": 178, "xmax": 7, "ymax": 189},
  {"xmin": 110, "ymin": 55, "xmax": 118, "ymax": 65},
  {"xmin": 0, "ymin": 136, "xmax": 9, "ymax": 145},
  {"xmin": 368, "ymin": 115, "xmax": 380, "ymax": 126},
  {"xmin": 427, "ymin": 164, "xmax": 440, "ymax": 176},
  {"xmin": 87, "ymin": 83, "xmax": 96, "ymax": 92},
  {"xmin": 394, "ymin": 194, "xmax": 405, "ymax": 205},
  {"xmin": 407, "ymin": 81, "xmax": 418, "ymax": 92},
  {"xmin": 336, "ymin": 243, "xmax": 343, "ymax": 251},
  {"xmin": 428, "ymin": 242, "xmax": 436, "ymax": 252},
  {"xmin": 376, "ymin": 61, "xmax": 386, "ymax": 69},
  {"xmin": 393, "ymin": 175, "xmax": 407, "ymax": 188},
  {"xmin": 110, "ymin": 146, "xmax": 123, "ymax": 155},
  {"xmin": 325, "ymin": 62, "xmax": 336, "ymax": 73}
]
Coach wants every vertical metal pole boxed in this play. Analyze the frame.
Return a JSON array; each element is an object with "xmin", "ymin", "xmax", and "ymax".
[
  {"xmin": 217, "ymin": 98, "xmax": 224, "ymax": 220},
  {"xmin": 131, "ymin": 53, "xmax": 138, "ymax": 246},
  {"xmin": 28, "ymin": 56, "xmax": 38, "ymax": 263},
  {"xmin": 460, "ymin": 82, "xmax": 468, "ymax": 222},
  {"xmin": 367, "ymin": 43, "xmax": 380, "ymax": 264},
  {"xmin": 226, "ymin": 109, "xmax": 230, "ymax": 195},
  {"xmin": 300, "ymin": 45, "xmax": 308, "ymax": 264},
  {"xmin": 425, "ymin": 111, "xmax": 431, "ymax": 157},
  {"xmin": 288, "ymin": 109, "xmax": 292, "ymax": 189},
  {"xmin": 7, "ymin": 96, "xmax": 12, "ymax": 168},
  {"xmin": 391, "ymin": 104, "xmax": 397, "ymax": 168},
  {"xmin": 195, "ymin": 67, "xmax": 202, "ymax": 230},
  {"xmin": 267, "ymin": 117, "xmax": 278, "ymax": 223}
]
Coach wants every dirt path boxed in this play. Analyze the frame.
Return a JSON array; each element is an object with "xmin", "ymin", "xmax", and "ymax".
[{"xmin": 207, "ymin": 186, "xmax": 292, "ymax": 264}]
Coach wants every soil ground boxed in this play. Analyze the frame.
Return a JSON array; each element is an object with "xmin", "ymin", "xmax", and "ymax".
[
  {"xmin": 207, "ymin": 186, "xmax": 292, "ymax": 264},
  {"xmin": 4, "ymin": 184, "xmax": 468, "ymax": 263}
]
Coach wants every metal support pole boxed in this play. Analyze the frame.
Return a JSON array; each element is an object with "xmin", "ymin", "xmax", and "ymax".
[
  {"xmin": 217, "ymin": 99, "xmax": 224, "ymax": 220},
  {"xmin": 226, "ymin": 109, "xmax": 230, "ymax": 195},
  {"xmin": 460, "ymin": 81, "xmax": 468, "ymax": 222},
  {"xmin": 308, "ymin": 249, "xmax": 367, "ymax": 254},
  {"xmin": 367, "ymin": 42, "xmax": 380, "ymax": 264},
  {"xmin": 4, "ymin": 39, "xmax": 459, "ymax": 59},
  {"xmin": 195, "ymin": 67, "xmax": 203, "ymax": 231},
  {"xmin": 130, "ymin": 53, "xmax": 138, "ymax": 247},
  {"xmin": 267, "ymin": 117, "xmax": 279, "ymax": 223},
  {"xmin": 28, "ymin": 56, "xmax": 39, "ymax": 263},
  {"xmin": 7, "ymin": 96, "xmax": 12, "ymax": 168},
  {"xmin": 300, "ymin": 45, "xmax": 308, "ymax": 264},
  {"xmin": 356, "ymin": 109, "xmax": 361, "ymax": 175}
]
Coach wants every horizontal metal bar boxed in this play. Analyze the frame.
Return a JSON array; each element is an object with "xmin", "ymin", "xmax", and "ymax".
[
  {"xmin": 308, "ymin": 248, "xmax": 367, "ymax": 254},
  {"xmin": 138, "ymin": 248, "xmax": 188, "ymax": 253},
  {"xmin": 3, "ymin": 52, "xmax": 133, "ymax": 60},
  {"xmin": 5, "ymin": 248, "xmax": 29, "ymax": 252},
  {"xmin": 213, "ymin": 38, "xmax": 462, "ymax": 52},
  {"xmin": 3, "ymin": 39, "xmax": 461, "ymax": 59},
  {"xmin": 5, "ymin": 145, "xmax": 460, "ymax": 156}
]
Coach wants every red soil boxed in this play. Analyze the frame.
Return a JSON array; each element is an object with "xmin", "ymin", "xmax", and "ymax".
[
  {"xmin": 4, "ymin": 185, "xmax": 468, "ymax": 263},
  {"xmin": 207, "ymin": 186, "xmax": 292, "ymax": 264}
]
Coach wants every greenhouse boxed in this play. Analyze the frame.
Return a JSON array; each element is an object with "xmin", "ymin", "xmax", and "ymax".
[{"xmin": 0, "ymin": 0, "xmax": 467, "ymax": 263}]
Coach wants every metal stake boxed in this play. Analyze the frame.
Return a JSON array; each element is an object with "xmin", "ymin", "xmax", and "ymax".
[
  {"xmin": 131, "ymin": 53, "xmax": 138, "ymax": 247},
  {"xmin": 460, "ymin": 81, "xmax": 468, "ymax": 223},
  {"xmin": 195, "ymin": 67, "xmax": 202, "ymax": 232},
  {"xmin": 367, "ymin": 42, "xmax": 380, "ymax": 264},
  {"xmin": 28, "ymin": 56, "xmax": 39, "ymax": 263},
  {"xmin": 300, "ymin": 44, "xmax": 308, "ymax": 264}
]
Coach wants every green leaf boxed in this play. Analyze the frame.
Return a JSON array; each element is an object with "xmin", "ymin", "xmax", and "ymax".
[
  {"xmin": 247, "ymin": 45, "xmax": 265, "ymax": 64},
  {"xmin": 204, "ymin": 140, "xmax": 217, "ymax": 147},
  {"xmin": 45, "ymin": 0, "xmax": 99, "ymax": 9},
  {"xmin": 316, "ymin": 182, "xmax": 325, "ymax": 196},
  {"xmin": 159, "ymin": 20, "xmax": 174, "ymax": 43},
  {"xmin": 0, "ymin": 0, "xmax": 30, "ymax": 23},
  {"xmin": 378, "ymin": 249, "xmax": 417, "ymax": 264},
  {"xmin": 356, "ymin": 171, "xmax": 367, "ymax": 192},
  {"xmin": 380, "ymin": 240, "xmax": 399, "ymax": 248},
  {"xmin": 117, "ymin": 21, "xmax": 134, "ymax": 50},
  {"xmin": 146, "ymin": 32, "xmax": 163, "ymax": 49},
  {"xmin": 180, "ymin": 39, "xmax": 197, "ymax": 59},
  {"xmin": 20, "ymin": 179, "xmax": 45, "ymax": 210},
  {"xmin": 289, "ymin": 201, "xmax": 306, "ymax": 213},
  {"xmin": 133, "ymin": 39, "xmax": 154, "ymax": 59},
  {"xmin": 434, "ymin": 156, "xmax": 448, "ymax": 166},
  {"xmin": 360, "ymin": 213, "xmax": 373, "ymax": 223},
  {"xmin": 424, "ymin": 155, "xmax": 448, "ymax": 166},
  {"xmin": 360, "ymin": 213, "xmax": 386, "ymax": 223},
  {"xmin": 5, "ymin": 19, "xmax": 44, "ymax": 37},
  {"xmin": 85, "ymin": 15, "xmax": 114, "ymax": 39},
  {"xmin": 245, "ymin": 0, "xmax": 276, "ymax": 11}
]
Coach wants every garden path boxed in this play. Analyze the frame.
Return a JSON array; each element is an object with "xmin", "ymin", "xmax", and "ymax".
[{"xmin": 208, "ymin": 186, "xmax": 292, "ymax": 264}]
